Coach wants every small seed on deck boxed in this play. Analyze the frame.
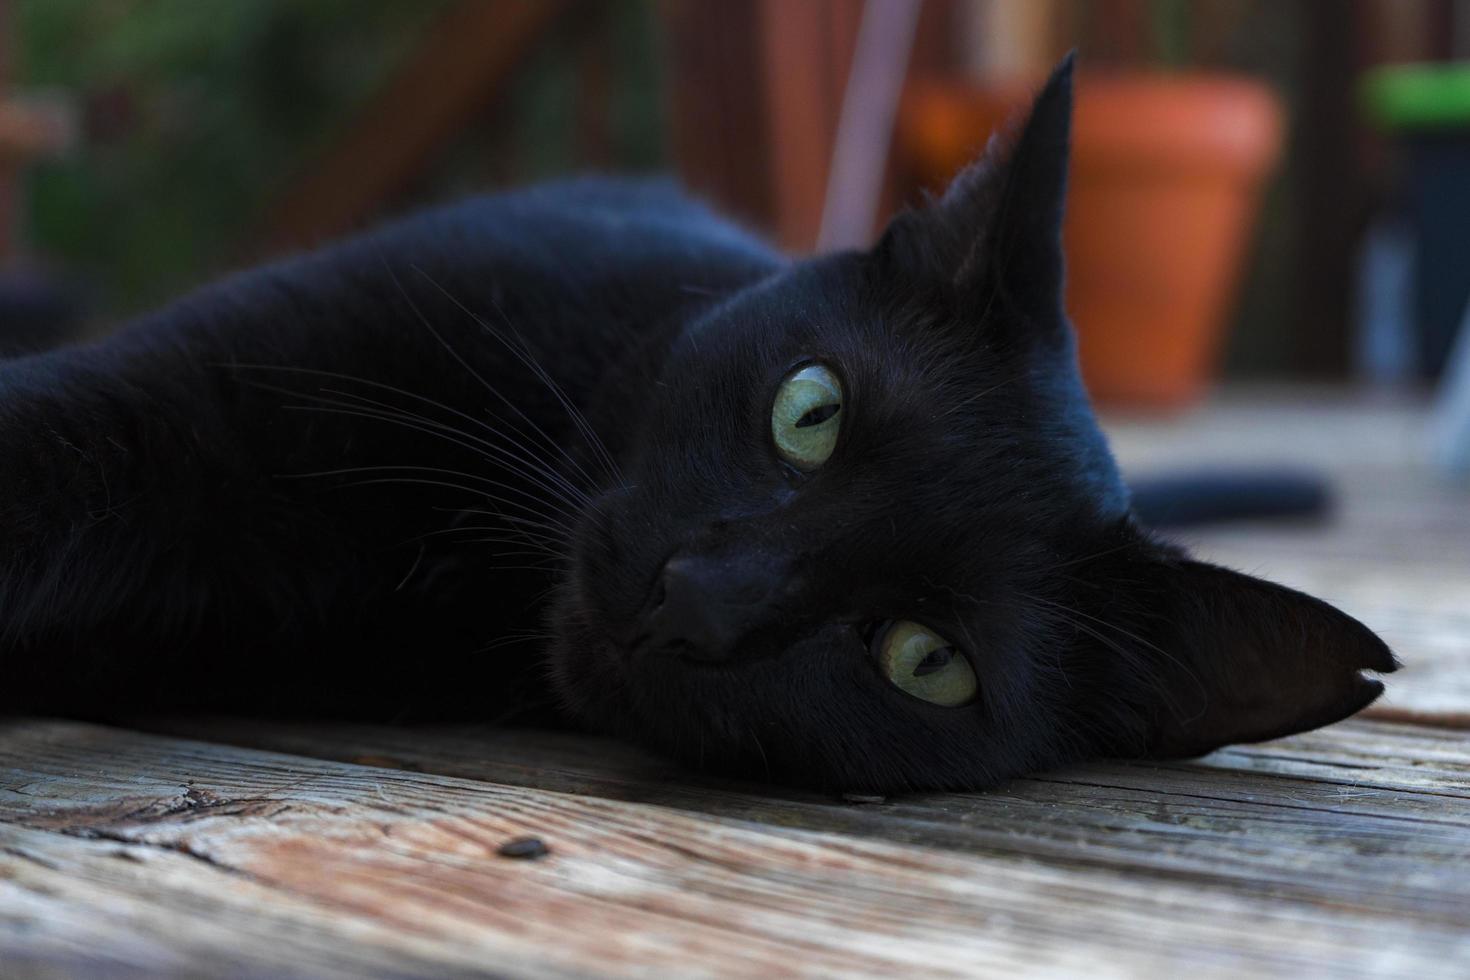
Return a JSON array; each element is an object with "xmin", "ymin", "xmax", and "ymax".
[
  {"xmin": 841, "ymin": 793, "xmax": 887, "ymax": 805},
  {"xmin": 497, "ymin": 836, "xmax": 550, "ymax": 859}
]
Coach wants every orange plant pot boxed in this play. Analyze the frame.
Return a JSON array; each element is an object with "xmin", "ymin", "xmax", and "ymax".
[{"xmin": 901, "ymin": 74, "xmax": 1284, "ymax": 409}]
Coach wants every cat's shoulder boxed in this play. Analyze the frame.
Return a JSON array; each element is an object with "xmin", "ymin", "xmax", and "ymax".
[{"xmin": 364, "ymin": 176, "xmax": 782, "ymax": 273}]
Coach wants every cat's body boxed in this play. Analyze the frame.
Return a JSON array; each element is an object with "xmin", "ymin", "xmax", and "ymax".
[
  {"xmin": 1, "ymin": 179, "xmax": 773, "ymax": 720},
  {"xmin": 0, "ymin": 60, "xmax": 1395, "ymax": 791}
]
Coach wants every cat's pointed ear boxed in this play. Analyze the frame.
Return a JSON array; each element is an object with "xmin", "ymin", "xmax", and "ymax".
[
  {"xmin": 878, "ymin": 52, "xmax": 1074, "ymax": 323},
  {"xmin": 1093, "ymin": 555, "xmax": 1397, "ymax": 758}
]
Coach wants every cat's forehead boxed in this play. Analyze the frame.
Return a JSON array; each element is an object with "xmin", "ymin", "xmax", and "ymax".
[
  {"xmin": 656, "ymin": 259, "xmax": 1128, "ymax": 524},
  {"xmin": 685, "ymin": 258, "xmax": 997, "ymax": 379},
  {"xmin": 657, "ymin": 273, "xmax": 1046, "ymax": 470}
]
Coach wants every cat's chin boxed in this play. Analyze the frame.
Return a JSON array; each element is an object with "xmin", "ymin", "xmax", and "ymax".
[{"xmin": 548, "ymin": 631, "xmax": 730, "ymax": 742}]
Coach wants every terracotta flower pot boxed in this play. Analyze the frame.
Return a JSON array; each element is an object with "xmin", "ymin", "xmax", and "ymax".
[{"xmin": 901, "ymin": 73, "xmax": 1284, "ymax": 409}]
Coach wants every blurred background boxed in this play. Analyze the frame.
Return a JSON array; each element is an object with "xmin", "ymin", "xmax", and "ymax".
[{"xmin": 2, "ymin": 0, "xmax": 1470, "ymax": 440}]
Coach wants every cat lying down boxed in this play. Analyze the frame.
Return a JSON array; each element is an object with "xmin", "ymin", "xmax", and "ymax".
[{"xmin": 0, "ymin": 56, "xmax": 1395, "ymax": 791}]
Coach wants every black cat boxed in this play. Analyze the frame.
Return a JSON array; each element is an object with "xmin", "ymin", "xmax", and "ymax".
[{"xmin": 0, "ymin": 57, "xmax": 1394, "ymax": 791}]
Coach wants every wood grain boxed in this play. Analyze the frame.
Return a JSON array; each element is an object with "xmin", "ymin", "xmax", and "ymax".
[
  {"xmin": 142, "ymin": 717, "xmax": 1470, "ymax": 922},
  {"xmin": 5, "ymin": 720, "xmax": 1469, "ymax": 978}
]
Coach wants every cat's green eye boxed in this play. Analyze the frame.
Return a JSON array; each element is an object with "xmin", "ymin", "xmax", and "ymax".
[
  {"xmin": 771, "ymin": 363, "xmax": 843, "ymax": 471},
  {"xmin": 875, "ymin": 620, "xmax": 977, "ymax": 707}
]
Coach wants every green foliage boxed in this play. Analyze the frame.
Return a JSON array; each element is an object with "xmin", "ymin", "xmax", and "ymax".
[
  {"xmin": 17, "ymin": 0, "xmax": 450, "ymax": 312},
  {"xmin": 411, "ymin": 2, "xmax": 666, "ymax": 203},
  {"xmin": 18, "ymin": 1, "xmax": 666, "ymax": 317},
  {"xmin": 1149, "ymin": 0, "xmax": 1190, "ymax": 69}
]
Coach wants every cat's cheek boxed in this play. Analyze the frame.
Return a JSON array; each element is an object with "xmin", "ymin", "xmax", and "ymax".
[
  {"xmin": 541, "ymin": 590, "xmax": 631, "ymax": 733},
  {"xmin": 545, "ymin": 635, "xmax": 627, "ymax": 734}
]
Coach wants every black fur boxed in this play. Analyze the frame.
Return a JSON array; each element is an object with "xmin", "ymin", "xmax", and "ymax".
[{"xmin": 0, "ymin": 58, "xmax": 1395, "ymax": 791}]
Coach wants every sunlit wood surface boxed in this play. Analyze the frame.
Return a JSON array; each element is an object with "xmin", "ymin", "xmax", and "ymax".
[{"xmin": 3, "ymin": 387, "xmax": 1468, "ymax": 977}]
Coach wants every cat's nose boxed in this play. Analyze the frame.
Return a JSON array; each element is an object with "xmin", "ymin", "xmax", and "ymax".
[{"xmin": 644, "ymin": 555, "xmax": 779, "ymax": 663}]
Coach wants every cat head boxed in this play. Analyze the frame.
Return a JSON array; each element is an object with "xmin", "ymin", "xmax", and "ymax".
[{"xmin": 548, "ymin": 55, "xmax": 1395, "ymax": 792}]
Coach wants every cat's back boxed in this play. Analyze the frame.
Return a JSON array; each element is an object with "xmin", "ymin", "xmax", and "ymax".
[
  {"xmin": 129, "ymin": 175, "xmax": 786, "ymax": 380},
  {"xmin": 344, "ymin": 176, "xmax": 784, "ymax": 301}
]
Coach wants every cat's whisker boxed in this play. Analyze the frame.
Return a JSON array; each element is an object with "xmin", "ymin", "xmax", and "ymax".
[
  {"xmin": 1029, "ymin": 541, "xmax": 1138, "ymax": 575},
  {"xmin": 277, "ymin": 401, "xmax": 587, "ymax": 519},
  {"xmin": 254, "ymin": 376, "xmax": 593, "ymax": 509},
  {"xmin": 280, "ymin": 463, "xmax": 584, "ymax": 525},
  {"xmin": 525, "ymin": 581, "xmax": 564, "ymax": 610},
  {"xmin": 462, "ymin": 546, "xmax": 561, "ymax": 562},
  {"xmin": 331, "ymin": 475, "xmax": 576, "ymax": 536},
  {"xmin": 471, "ymin": 525, "xmax": 568, "ymax": 560},
  {"xmin": 935, "ymin": 377, "xmax": 1015, "ymax": 419},
  {"xmin": 417, "ymin": 529, "xmax": 571, "ymax": 564},
  {"xmin": 223, "ymin": 364, "xmax": 590, "ymax": 511},
  {"xmin": 320, "ymin": 386, "xmax": 594, "ymax": 508},
  {"xmin": 434, "ymin": 273, "xmax": 623, "ymax": 485},
  {"xmin": 418, "ymin": 524, "xmax": 567, "ymax": 551},
  {"xmin": 453, "ymin": 507, "xmax": 573, "ymax": 545},
  {"xmin": 233, "ymin": 374, "xmax": 547, "ymax": 487},
  {"xmin": 1020, "ymin": 591, "xmax": 1202, "ymax": 683},
  {"xmin": 747, "ymin": 727, "xmax": 773, "ymax": 781},
  {"xmin": 412, "ymin": 266, "xmax": 625, "ymax": 488},
  {"xmin": 383, "ymin": 262, "xmax": 607, "ymax": 495},
  {"xmin": 478, "ymin": 636, "xmax": 532, "ymax": 653},
  {"xmin": 430, "ymin": 507, "xmax": 566, "ymax": 544},
  {"xmin": 224, "ymin": 363, "xmax": 595, "ymax": 502},
  {"xmin": 478, "ymin": 628, "xmax": 556, "ymax": 655},
  {"xmin": 1051, "ymin": 610, "xmax": 1190, "ymax": 719},
  {"xmin": 1016, "ymin": 590, "xmax": 1207, "ymax": 721}
]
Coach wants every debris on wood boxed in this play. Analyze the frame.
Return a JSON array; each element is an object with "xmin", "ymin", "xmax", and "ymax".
[{"xmin": 496, "ymin": 836, "xmax": 550, "ymax": 859}]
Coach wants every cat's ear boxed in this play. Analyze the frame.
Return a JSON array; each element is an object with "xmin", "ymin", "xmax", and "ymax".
[
  {"xmin": 878, "ymin": 52, "xmax": 1074, "ymax": 326},
  {"xmin": 1087, "ymin": 553, "xmax": 1397, "ymax": 758}
]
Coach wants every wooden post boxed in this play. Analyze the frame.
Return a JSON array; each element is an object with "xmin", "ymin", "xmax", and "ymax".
[
  {"xmin": 662, "ymin": 0, "xmax": 864, "ymax": 251},
  {"xmin": 258, "ymin": 1, "xmax": 568, "ymax": 255}
]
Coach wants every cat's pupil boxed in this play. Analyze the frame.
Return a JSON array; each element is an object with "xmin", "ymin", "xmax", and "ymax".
[
  {"xmin": 911, "ymin": 647, "xmax": 955, "ymax": 677},
  {"xmin": 795, "ymin": 403, "xmax": 840, "ymax": 428}
]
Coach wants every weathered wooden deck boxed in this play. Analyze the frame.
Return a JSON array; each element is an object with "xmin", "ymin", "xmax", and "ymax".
[{"xmin": 3, "ymin": 388, "xmax": 1468, "ymax": 978}]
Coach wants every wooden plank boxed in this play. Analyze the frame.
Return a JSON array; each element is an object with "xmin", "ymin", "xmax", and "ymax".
[
  {"xmin": 660, "ymin": 0, "xmax": 778, "ymax": 230},
  {"xmin": 137, "ymin": 718, "xmax": 1470, "ymax": 924},
  {"xmin": 5, "ymin": 720, "xmax": 1470, "ymax": 977},
  {"xmin": 1292, "ymin": 2, "xmax": 1371, "ymax": 375},
  {"xmin": 662, "ymin": 0, "xmax": 862, "ymax": 250},
  {"xmin": 757, "ymin": 0, "xmax": 862, "ymax": 250},
  {"xmin": 0, "ymin": 824, "xmax": 501, "ymax": 979}
]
